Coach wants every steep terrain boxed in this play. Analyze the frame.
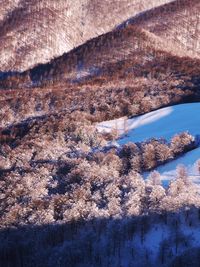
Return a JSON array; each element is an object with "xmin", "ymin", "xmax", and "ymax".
[
  {"xmin": 0, "ymin": 0, "xmax": 173, "ymax": 71},
  {"xmin": 129, "ymin": 0, "xmax": 200, "ymax": 58},
  {"xmin": 1, "ymin": 23, "xmax": 200, "ymax": 128}
]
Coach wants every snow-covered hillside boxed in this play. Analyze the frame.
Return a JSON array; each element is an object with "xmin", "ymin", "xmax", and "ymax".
[
  {"xmin": 97, "ymin": 103, "xmax": 200, "ymax": 144},
  {"xmin": 97, "ymin": 103, "xmax": 200, "ymax": 186}
]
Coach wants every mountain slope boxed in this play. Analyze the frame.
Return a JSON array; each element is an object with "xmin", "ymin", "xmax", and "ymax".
[
  {"xmin": 1, "ymin": 24, "xmax": 200, "ymax": 128},
  {"xmin": 1, "ymin": 0, "xmax": 200, "ymax": 129},
  {"xmin": 0, "ymin": 0, "xmax": 173, "ymax": 72},
  {"xmin": 128, "ymin": 0, "xmax": 200, "ymax": 58},
  {"xmin": 1, "ymin": 22, "xmax": 198, "ymax": 88}
]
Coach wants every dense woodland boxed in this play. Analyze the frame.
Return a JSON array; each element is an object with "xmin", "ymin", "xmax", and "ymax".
[
  {"xmin": 1, "ymin": 107, "xmax": 200, "ymax": 266},
  {"xmin": 0, "ymin": 112, "xmax": 199, "ymax": 227},
  {"xmin": 0, "ymin": 0, "xmax": 174, "ymax": 72},
  {"xmin": 1, "ymin": 34, "xmax": 200, "ymax": 267}
]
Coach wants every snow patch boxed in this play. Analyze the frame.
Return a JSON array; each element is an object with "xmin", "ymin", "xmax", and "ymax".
[{"xmin": 97, "ymin": 103, "xmax": 200, "ymax": 144}]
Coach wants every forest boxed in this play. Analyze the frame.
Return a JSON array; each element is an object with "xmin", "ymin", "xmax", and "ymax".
[{"xmin": 1, "ymin": 0, "xmax": 200, "ymax": 266}]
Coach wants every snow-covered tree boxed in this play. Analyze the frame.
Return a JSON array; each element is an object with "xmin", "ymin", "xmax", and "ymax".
[
  {"xmin": 155, "ymin": 143, "xmax": 173, "ymax": 163},
  {"xmin": 124, "ymin": 171, "xmax": 145, "ymax": 216},
  {"xmin": 176, "ymin": 164, "xmax": 189, "ymax": 185},
  {"xmin": 170, "ymin": 132, "xmax": 195, "ymax": 155},
  {"xmin": 142, "ymin": 143, "xmax": 156, "ymax": 170},
  {"xmin": 146, "ymin": 170, "xmax": 162, "ymax": 186}
]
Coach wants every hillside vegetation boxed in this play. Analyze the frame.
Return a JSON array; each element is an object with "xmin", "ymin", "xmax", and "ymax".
[
  {"xmin": 1, "ymin": 1, "xmax": 200, "ymax": 266},
  {"xmin": 0, "ymin": 0, "xmax": 173, "ymax": 71}
]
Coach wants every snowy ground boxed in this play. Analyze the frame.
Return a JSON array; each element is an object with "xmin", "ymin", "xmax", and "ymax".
[
  {"xmin": 97, "ymin": 103, "xmax": 200, "ymax": 144},
  {"xmin": 97, "ymin": 103, "xmax": 200, "ymax": 185},
  {"xmin": 145, "ymin": 147, "xmax": 200, "ymax": 186}
]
